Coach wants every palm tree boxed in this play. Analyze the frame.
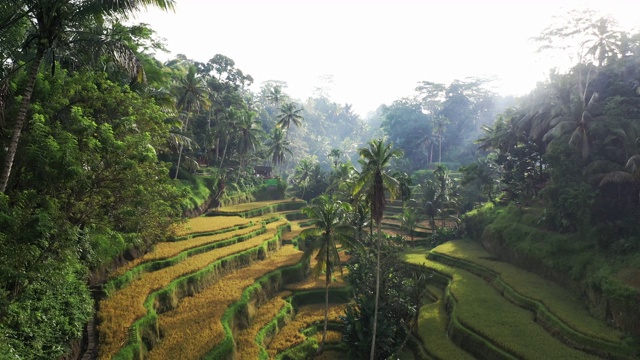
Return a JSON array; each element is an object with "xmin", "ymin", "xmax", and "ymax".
[
  {"xmin": 401, "ymin": 207, "xmax": 421, "ymax": 242},
  {"xmin": 266, "ymin": 84, "xmax": 285, "ymax": 107},
  {"xmin": 235, "ymin": 110, "xmax": 262, "ymax": 167},
  {"xmin": 0, "ymin": 0, "xmax": 175, "ymax": 193},
  {"xmin": 328, "ymin": 162, "xmax": 359, "ymax": 200},
  {"xmin": 393, "ymin": 171, "xmax": 412, "ymax": 237},
  {"xmin": 266, "ymin": 127, "xmax": 292, "ymax": 166},
  {"xmin": 328, "ymin": 148, "xmax": 343, "ymax": 167},
  {"xmin": 418, "ymin": 178, "xmax": 438, "ymax": 234},
  {"xmin": 352, "ymin": 139, "xmax": 403, "ymax": 360},
  {"xmin": 585, "ymin": 17, "xmax": 622, "ymax": 67},
  {"xmin": 173, "ymin": 64, "xmax": 209, "ymax": 179},
  {"xmin": 433, "ymin": 116, "xmax": 449, "ymax": 163},
  {"xmin": 292, "ymin": 157, "xmax": 315, "ymax": 199},
  {"xmin": 299, "ymin": 194, "xmax": 360, "ymax": 353},
  {"xmin": 433, "ymin": 165, "xmax": 455, "ymax": 227},
  {"xmin": 543, "ymin": 81, "xmax": 605, "ymax": 159},
  {"xmin": 276, "ymin": 102, "xmax": 303, "ymax": 132}
]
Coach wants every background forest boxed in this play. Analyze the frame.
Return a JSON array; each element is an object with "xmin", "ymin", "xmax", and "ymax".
[{"xmin": 1, "ymin": 1, "xmax": 640, "ymax": 359}]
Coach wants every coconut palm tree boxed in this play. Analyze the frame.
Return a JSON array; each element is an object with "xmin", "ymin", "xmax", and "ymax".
[
  {"xmin": 543, "ymin": 84, "xmax": 605, "ymax": 159},
  {"xmin": 327, "ymin": 161, "xmax": 359, "ymax": 200},
  {"xmin": 432, "ymin": 116, "xmax": 449, "ymax": 163},
  {"xmin": 266, "ymin": 127, "xmax": 292, "ymax": 167},
  {"xmin": 266, "ymin": 84, "xmax": 285, "ymax": 107},
  {"xmin": 585, "ymin": 17, "xmax": 622, "ymax": 67},
  {"xmin": 352, "ymin": 138, "xmax": 403, "ymax": 360},
  {"xmin": 276, "ymin": 102, "xmax": 303, "ymax": 132},
  {"xmin": 292, "ymin": 157, "xmax": 315, "ymax": 199},
  {"xmin": 173, "ymin": 65, "xmax": 209, "ymax": 179},
  {"xmin": 0, "ymin": 0, "xmax": 175, "ymax": 193},
  {"xmin": 299, "ymin": 194, "xmax": 360, "ymax": 353},
  {"xmin": 328, "ymin": 148, "xmax": 343, "ymax": 167},
  {"xmin": 235, "ymin": 110, "xmax": 262, "ymax": 167}
]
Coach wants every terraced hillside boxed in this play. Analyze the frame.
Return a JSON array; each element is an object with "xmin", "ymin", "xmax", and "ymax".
[
  {"xmin": 402, "ymin": 240, "xmax": 639, "ymax": 360},
  {"xmin": 96, "ymin": 198, "xmax": 639, "ymax": 359},
  {"xmin": 96, "ymin": 199, "xmax": 352, "ymax": 359}
]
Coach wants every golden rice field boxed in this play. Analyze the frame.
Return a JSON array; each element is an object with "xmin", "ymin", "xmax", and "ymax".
[
  {"xmin": 216, "ymin": 199, "xmax": 304, "ymax": 213},
  {"xmin": 97, "ymin": 219, "xmax": 288, "ymax": 359},
  {"xmin": 284, "ymin": 251, "xmax": 349, "ymax": 291},
  {"xmin": 174, "ymin": 215, "xmax": 250, "ymax": 236},
  {"xmin": 111, "ymin": 223, "xmax": 265, "ymax": 277},
  {"xmin": 146, "ymin": 245, "xmax": 303, "ymax": 360},
  {"xmin": 235, "ymin": 291, "xmax": 291, "ymax": 360},
  {"xmin": 313, "ymin": 330, "xmax": 343, "ymax": 344},
  {"xmin": 267, "ymin": 304, "xmax": 347, "ymax": 356},
  {"xmin": 96, "ymin": 199, "xmax": 637, "ymax": 360}
]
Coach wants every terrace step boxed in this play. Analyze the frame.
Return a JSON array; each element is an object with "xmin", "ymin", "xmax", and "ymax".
[
  {"xmin": 267, "ymin": 303, "xmax": 348, "ymax": 358},
  {"xmin": 235, "ymin": 291, "xmax": 292, "ymax": 359},
  {"xmin": 174, "ymin": 215, "xmax": 251, "ymax": 239},
  {"xmin": 428, "ymin": 240, "xmax": 638, "ymax": 359},
  {"xmin": 402, "ymin": 249, "xmax": 603, "ymax": 360},
  {"xmin": 148, "ymin": 244, "xmax": 304, "ymax": 360},
  {"xmin": 108, "ymin": 223, "xmax": 266, "ymax": 282},
  {"xmin": 210, "ymin": 200, "xmax": 306, "ymax": 218},
  {"xmin": 97, "ymin": 219, "xmax": 290, "ymax": 359},
  {"xmin": 417, "ymin": 282, "xmax": 475, "ymax": 360}
]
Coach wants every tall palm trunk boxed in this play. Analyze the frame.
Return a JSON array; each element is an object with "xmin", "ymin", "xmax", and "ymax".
[
  {"xmin": 370, "ymin": 171, "xmax": 384, "ymax": 360},
  {"xmin": 320, "ymin": 235, "xmax": 330, "ymax": 353},
  {"xmin": 370, "ymin": 221, "xmax": 381, "ymax": 360},
  {"xmin": 174, "ymin": 113, "xmax": 189, "ymax": 180},
  {"xmin": 220, "ymin": 134, "xmax": 229, "ymax": 168},
  {"xmin": 0, "ymin": 54, "xmax": 43, "ymax": 193},
  {"xmin": 430, "ymin": 142, "xmax": 434, "ymax": 164},
  {"xmin": 174, "ymin": 143, "xmax": 183, "ymax": 180},
  {"xmin": 439, "ymin": 134, "xmax": 442, "ymax": 164}
]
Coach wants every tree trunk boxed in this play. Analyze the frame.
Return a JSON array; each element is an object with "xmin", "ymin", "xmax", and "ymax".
[
  {"xmin": 0, "ymin": 55, "xmax": 43, "ymax": 193},
  {"xmin": 220, "ymin": 135, "xmax": 229, "ymax": 168},
  {"xmin": 174, "ymin": 114, "xmax": 190, "ymax": 180},
  {"xmin": 174, "ymin": 143, "xmax": 183, "ymax": 180},
  {"xmin": 429, "ymin": 142, "xmax": 434, "ymax": 164},
  {"xmin": 319, "ymin": 238, "xmax": 330, "ymax": 354},
  {"xmin": 438, "ymin": 135, "xmax": 442, "ymax": 164},
  {"xmin": 370, "ymin": 221, "xmax": 382, "ymax": 360}
]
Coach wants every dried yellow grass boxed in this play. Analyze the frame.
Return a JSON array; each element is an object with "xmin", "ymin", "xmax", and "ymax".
[
  {"xmin": 97, "ymin": 219, "xmax": 289, "ymax": 359},
  {"xmin": 216, "ymin": 199, "xmax": 303, "ymax": 213},
  {"xmin": 175, "ymin": 216, "xmax": 250, "ymax": 236},
  {"xmin": 111, "ymin": 224, "xmax": 265, "ymax": 278},
  {"xmin": 313, "ymin": 330, "xmax": 342, "ymax": 343},
  {"xmin": 268, "ymin": 304, "xmax": 347, "ymax": 356},
  {"xmin": 285, "ymin": 251, "xmax": 348, "ymax": 291},
  {"xmin": 235, "ymin": 292, "xmax": 291, "ymax": 360},
  {"xmin": 147, "ymin": 245, "xmax": 302, "ymax": 360}
]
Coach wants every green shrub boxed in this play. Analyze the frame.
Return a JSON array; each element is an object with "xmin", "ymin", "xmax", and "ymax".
[{"xmin": 461, "ymin": 202, "xmax": 498, "ymax": 240}]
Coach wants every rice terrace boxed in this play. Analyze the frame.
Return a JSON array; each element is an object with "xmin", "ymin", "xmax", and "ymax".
[
  {"xmin": 2, "ymin": 1, "xmax": 640, "ymax": 360},
  {"xmin": 89, "ymin": 196, "xmax": 639, "ymax": 359}
]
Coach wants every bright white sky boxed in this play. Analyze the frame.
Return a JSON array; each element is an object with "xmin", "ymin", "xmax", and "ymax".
[{"xmin": 132, "ymin": 0, "xmax": 638, "ymax": 117}]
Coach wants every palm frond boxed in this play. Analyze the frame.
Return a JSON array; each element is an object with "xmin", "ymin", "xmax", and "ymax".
[{"xmin": 599, "ymin": 171, "xmax": 635, "ymax": 186}]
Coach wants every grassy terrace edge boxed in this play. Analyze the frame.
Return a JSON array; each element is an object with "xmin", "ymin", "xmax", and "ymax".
[
  {"xmin": 403, "ymin": 262, "xmax": 518, "ymax": 360},
  {"xmin": 202, "ymin": 259, "xmax": 352, "ymax": 360},
  {"xmin": 103, "ymin": 226, "xmax": 269, "ymax": 295},
  {"xmin": 269, "ymin": 288, "xmax": 352, "ymax": 360},
  {"xmin": 111, "ymin": 223, "xmax": 291, "ymax": 360},
  {"xmin": 208, "ymin": 201, "xmax": 306, "ymax": 218},
  {"xmin": 104, "ymin": 217, "xmax": 284, "ymax": 294},
  {"xmin": 427, "ymin": 250, "xmax": 638, "ymax": 359},
  {"xmin": 402, "ymin": 250, "xmax": 605, "ymax": 360},
  {"xmin": 172, "ymin": 221, "xmax": 255, "ymax": 241}
]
